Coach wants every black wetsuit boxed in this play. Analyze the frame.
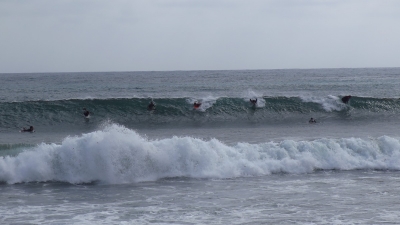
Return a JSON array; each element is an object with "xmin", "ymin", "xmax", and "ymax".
[
  {"xmin": 342, "ymin": 96, "xmax": 351, "ymax": 104},
  {"xmin": 148, "ymin": 102, "xmax": 155, "ymax": 110},
  {"xmin": 22, "ymin": 127, "xmax": 34, "ymax": 132}
]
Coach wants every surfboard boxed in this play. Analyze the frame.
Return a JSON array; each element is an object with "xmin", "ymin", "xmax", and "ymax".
[{"xmin": 20, "ymin": 129, "xmax": 35, "ymax": 133}]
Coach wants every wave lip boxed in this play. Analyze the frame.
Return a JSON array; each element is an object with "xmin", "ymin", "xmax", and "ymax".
[
  {"xmin": 300, "ymin": 95, "xmax": 347, "ymax": 112},
  {"xmin": 1, "ymin": 124, "xmax": 400, "ymax": 185}
]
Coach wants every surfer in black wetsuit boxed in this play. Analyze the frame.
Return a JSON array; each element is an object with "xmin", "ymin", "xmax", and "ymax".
[
  {"xmin": 22, "ymin": 126, "xmax": 34, "ymax": 132},
  {"xmin": 250, "ymin": 98, "xmax": 257, "ymax": 105},
  {"xmin": 341, "ymin": 95, "xmax": 351, "ymax": 104},
  {"xmin": 83, "ymin": 108, "xmax": 90, "ymax": 117},
  {"xmin": 148, "ymin": 100, "xmax": 155, "ymax": 111},
  {"xmin": 309, "ymin": 118, "xmax": 316, "ymax": 123}
]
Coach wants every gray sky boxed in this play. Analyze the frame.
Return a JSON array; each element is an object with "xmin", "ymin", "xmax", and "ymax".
[{"xmin": 1, "ymin": 0, "xmax": 399, "ymax": 73}]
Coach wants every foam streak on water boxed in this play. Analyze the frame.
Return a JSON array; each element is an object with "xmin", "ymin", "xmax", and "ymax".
[{"xmin": 1, "ymin": 171, "xmax": 400, "ymax": 224}]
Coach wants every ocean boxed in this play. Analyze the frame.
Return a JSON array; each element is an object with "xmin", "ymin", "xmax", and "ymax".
[{"xmin": 1, "ymin": 68, "xmax": 400, "ymax": 224}]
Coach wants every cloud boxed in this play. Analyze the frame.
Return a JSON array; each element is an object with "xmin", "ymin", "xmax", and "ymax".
[{"xmin": 0, "ymin": 0, "xmax": 399, "ymax": 73}]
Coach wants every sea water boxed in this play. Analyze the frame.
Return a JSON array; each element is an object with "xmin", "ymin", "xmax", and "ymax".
[{"xmin": 1, "ymin": 68, "xmax": 400, "ymax": 224}]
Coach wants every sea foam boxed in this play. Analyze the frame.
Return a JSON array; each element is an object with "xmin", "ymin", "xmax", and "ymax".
[
  {"xmin": 1, "ymin": 124, "xmax": 400, "ymax": 184},
  {"xmin": 300, "ymin": 95, "xmax": 347, "ymax": 112}
]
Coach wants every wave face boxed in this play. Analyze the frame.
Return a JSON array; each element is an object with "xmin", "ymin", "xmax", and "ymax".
[
  {"xmin": 1, "ymin": 96, "xmax": 400, "ymax": 129},
  {"xmin": 1, "ymin": 124, "xmax": 400, "ymax": 184}
]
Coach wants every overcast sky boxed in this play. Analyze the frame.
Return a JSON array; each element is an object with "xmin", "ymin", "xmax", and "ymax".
[{"xmin": 1, "ymin": 0, "xmax": 399, "ymax": 73}]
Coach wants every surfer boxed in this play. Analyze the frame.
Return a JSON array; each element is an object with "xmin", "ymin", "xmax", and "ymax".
[
  {"xmin": 309, "ymin": 118, "xmax": 316, "ymax": 123},
  {"xmin": 21, "ymin": 126, "xmax": 34, "ymax": 132},
  {"xmin": 341, "ymin": 95, "xmax": 351, "ymax": 104},
  {"xmin": 193, "ymin": 101, "xmax": 201, "ymax": 109},
  {"xmin": 83, "ymin": 108, "xmax": 90, "ymax": 117},
  {"xmin": 148, "ymin": 100, "xmax": 156, "ymax": 111},
  {"xmin": 250, "ymin": 98, "xmax": 257, "ymax": 105}
]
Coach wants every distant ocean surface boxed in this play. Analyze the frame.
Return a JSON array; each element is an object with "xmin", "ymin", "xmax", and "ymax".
[{"xmin": 1, "ymin": 68, "xmax": 400, "ymax": 224}]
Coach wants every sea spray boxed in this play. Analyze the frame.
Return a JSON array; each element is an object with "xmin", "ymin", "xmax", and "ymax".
[
  {"xmin": 1, "ymin": 124, "xmax": 400, "ymax": 184},
  {"xmin": 300, "ymin": 95, "xmax": 347, "ymax": 112}
]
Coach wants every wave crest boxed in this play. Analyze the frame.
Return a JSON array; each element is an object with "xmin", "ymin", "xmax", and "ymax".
[{"xmin": 1, "ymin": 124, "xmax": 400, "ymax": 184}]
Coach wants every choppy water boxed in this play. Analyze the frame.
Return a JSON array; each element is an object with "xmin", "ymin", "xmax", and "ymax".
[{"xmin": 1, "ymin": 68, "xmax": 400, "ymax": 224}]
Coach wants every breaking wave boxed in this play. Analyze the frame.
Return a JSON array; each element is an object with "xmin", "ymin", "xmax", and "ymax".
[{"xmin": 1, "ymin": 124, "xmax": 400, "ymax": 184}]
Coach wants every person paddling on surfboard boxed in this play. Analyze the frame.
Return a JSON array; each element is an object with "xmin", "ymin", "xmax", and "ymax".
[
  {"xmin": 341, "ymin": 95, "xmax": 351, "ymax": 104},
  {"xmin": 309, "ymin": 118, "xmax": 316, "ymax": 123},
  {"xmin": 148, "ymin": 100, "xmax": 156, "ymax": 111},
  {"xmin": 21, "ymin": 126, "xmax": 34, "ymax": 132},
  {"xmin": 83, "ymin": 108, "xmax": 90, "ymax": 117},
  {"xmin": 193, "ymin": 101, "xmax": 201, "ymax": 109}
]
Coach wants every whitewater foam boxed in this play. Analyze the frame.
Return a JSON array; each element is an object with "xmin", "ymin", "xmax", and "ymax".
[
  {"xmin": 1, "ymin": 124, "xmax": 400, "ymax": 185},
  {"xmin": 300, "ymin": 95, "xmax": 348, "ymax": 112}
]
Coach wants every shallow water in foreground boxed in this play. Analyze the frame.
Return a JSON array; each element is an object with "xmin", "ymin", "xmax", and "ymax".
[{"xmin": 1, "ymin": 171, "xmax": 400, "ymax": 224}]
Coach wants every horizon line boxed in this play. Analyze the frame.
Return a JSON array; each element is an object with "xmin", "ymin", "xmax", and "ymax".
[{"xmin": 1, "ymin": 66, "xmax": 399, "ymax": 75}]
